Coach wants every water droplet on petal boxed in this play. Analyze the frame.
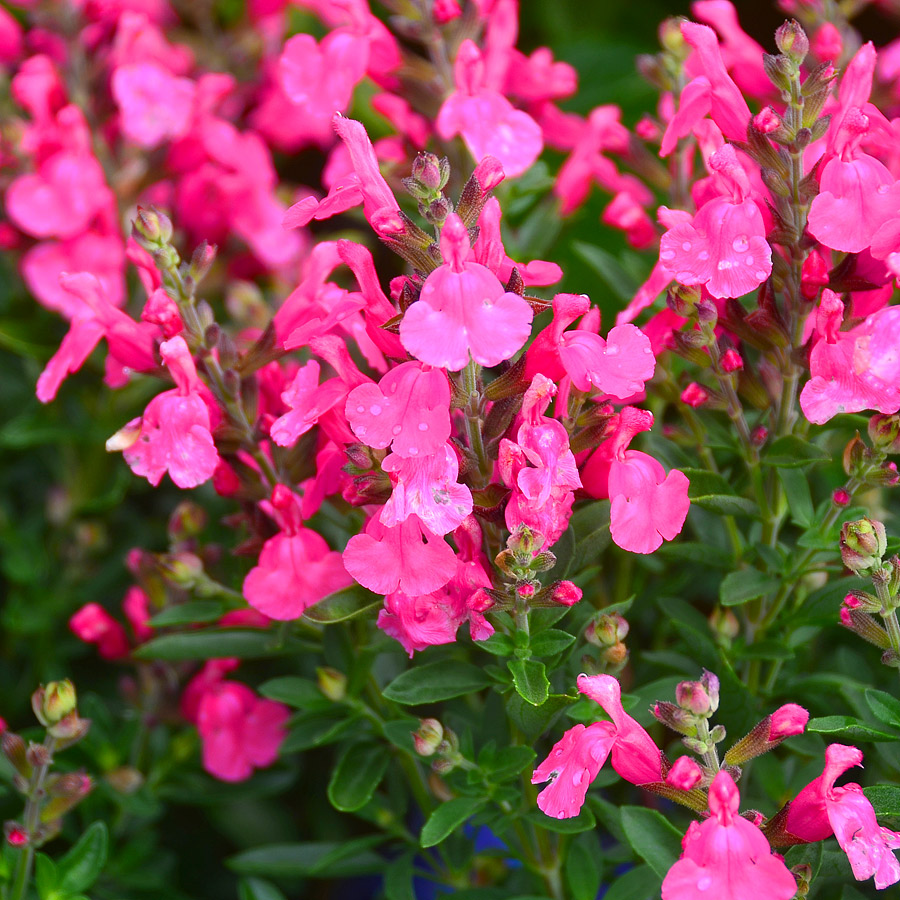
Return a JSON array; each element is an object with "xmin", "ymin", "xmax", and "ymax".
[
  {"xmin": 356, "ymin": 405, "xmax": 365, "ymax": 413},
  {"xmin": 418, "ymin": 422, "xmax": 428, "ymax": 431},
  {"xmin": 572, "ymin": 771, "xmax": 583, "ymax": 786},
  {"xmin": 392, "ymin": 424, "xmax": 402, "ymax": 435},
  {"xmin": 681, "ymin": 241, "xmax": 692, "ymax": 251},
  {"xmin": 698, "ymin": 250, "xmax": 709, "ymax": 260},
  {"xmin": 675, "ymin": 271, "xmax": 693, "ymax": 282},
  {"xmin": 732, "ymin": 234, "xmax": 749, "ymax": 252},
  {"xmin": 878, "ymin": 184, "xmax": 890, "ymax": 195},
  {"xmin": 370, "ymin": 404, "xmax": 382, "ymax": 416},
  {"xmin": 697, "ymin": 876, "xmax": 711, "ymax": 891},
  {"xmin": 755, "ymin": 270, "xmax": 768, "ymax": 280},
  {"xmin": 745, "ymin": 256, "xmax": 754, "ymax": 265},
  {"xmin": 357, "ymin": 426, "xmax": 367, "ymax": 437},
  {"xmin": 408, "ymin": 447, "xmax": 418, "ymax": 455},
  {"xmin": 660, "ymin": 249, "xmax": 676, "ymax": 260},
  {"xmin": 606, "ymin": 344, "xmax": 619, "ymax": 356}
]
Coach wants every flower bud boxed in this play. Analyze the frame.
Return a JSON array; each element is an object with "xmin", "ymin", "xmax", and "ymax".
[
  {"xmin": 775, "ymin": 20, "xmax": 809, "ymax": 64},
  {"xmin": 412, "ymin": 719, "xmax": 444, "ymax": 756},
  {"xmin": 665, "ymin": 756, "xmax": 703, "ymax": 790},
  {"xmin": 751, "ymin": 425, "xmax": 769, "ymax": 447},
  {"xmin": 546, "ymin": 581, "xmax": 582, "ymax": 606},
  {"xmin": 768, "ymin": 703, "xmax": 810, "ymax": 741},
  {"xmin": 316, "ymin": 667, "xmax": 347, "ymax": 702},
  {"xmin": 189, "ymin": 240, "xmax": 216, "ymax": 283},
  {"xmin": 2, "ymin": 733, "xmax": 30, "ymax": 779},
  {"xmin": 840, "ymin": 518, "xmax": 887, "ymax": 574},
  {"xmin": 133, "ymin": 206, "xmax": 173, "ymax": 248},
  {"xmin": 652, "ymin": 701, "xmax": 696, "ymax": 736},
  {"xmin": 422, "ymin": 196, "xmax": 453, "ymax": 226},
  {"xmin": 601, "ymin": 642, "xmax": 629, "ymax": 669},
  {"xmin": 666, "ymin": 283, "xmax": 701, "ymax": 317},
  {"xmin": 411, "ymin": 152, "xmax": 449, "ymax": 193},
  {"xmin": 676, "ymin": 680, "xmax": 713, "ymax": 717},
  {"xmin": 47, "ymin": 713, "xmax": 90, "ymax": 746},
  {"xmin": 800, "ymin": 249, "xmax": 829, "ymax": 301},
  {"xmin": 840, "ymin": 607, "xmax": 891, "ymax": 649},
  {"xmin": 105, "ymin": 420, "xmax": 142, "ymax": 453},
  {"xmin": 870, "ymin": 413, "xmax": 900, "ymax": 453},
  {"xmin": 506, "ymin": 526, "xmax": 543, "ymax": 560},
  {"xmin": 833, "ymin": 488, "xmax": 851, "ymax": 507},
  {"xmin": 709, "ymin": 607, "xmax": 739, "ymax": 646},
  {"xmin": 32, "ymin": 680, "xmax": 77, "ymax": 727},
  {"xmin": 26, "ymin": 741, "xmax": 52, "ymax": 768},
  {"xmin": 658, "ymin": 17, "xmax": 686, "ymax": 55},
  {"xmin": 680, "ymin": 383, "xmax": 709, "ymax": 408},
  {"xmin": 752, "ymin": 107, "xmax": 782, "ymax": 134},
  {"xmin": 5, "ymin": 823, "xmax": 28, "ymax": 847},
  {"xmin": 168, "ymin": 501, "xmax": 207, "ymax": 542},
  {"xmin": 158, "ymin": 551, "xmax": 204, "ymax": 587},
  {"xmin": 586, "ymin": 613, "xmax": 629, "ymax": 647}
]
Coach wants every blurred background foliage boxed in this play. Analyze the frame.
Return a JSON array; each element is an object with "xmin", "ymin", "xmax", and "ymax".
[{"xmin": 2, "ymin": 2, "xmax": 900, "ymax": 899}]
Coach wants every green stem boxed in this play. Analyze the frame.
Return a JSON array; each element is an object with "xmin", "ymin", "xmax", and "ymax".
[{"xmin": 694, "ymin": 718, "xmax": 720, "ymax": 774}]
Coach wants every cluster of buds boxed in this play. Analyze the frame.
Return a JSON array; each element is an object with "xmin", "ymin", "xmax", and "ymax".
[
  {"xmin": 839, "ymin": 518, "xmax": 900, "ymax": 668},
  {"xmin": 402, "ymin": 152, "xmax": 453, "ymax": 227},
  {"xmin": 3, "ymin": 681, "xmax": 92, "ymax": 850},
  {"xmin": 412, "ymin": 718, "xmax": 467, "ymax": 780},
  {"xmin": 654, "ymin": 671, "xmax": 725, "ymax": 767},
  {"xmin": 584, "ymin": 612, "xmax": 629, "ymax": 672},
  {"xmin": 843, "ymin": 425, "xmax": 900, "ymax": 489}
]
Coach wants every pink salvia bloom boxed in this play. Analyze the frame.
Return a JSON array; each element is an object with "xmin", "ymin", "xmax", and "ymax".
[
  {"xmin": 576, "ymin": 674, "xmax": 663, "ymax": 785},
  {"xmin": 787, "ymin": 744, "xmax": 900, "ymax": 888},
  {"xmin": 436, "ymin": 39, "xmax": 542, "ymax": 177},
  {"xmin": 269, "ymin": 360, "xmax": 346, "ymax": 447},
  {"xmin": 666, "ymin": 756, "xmax": 703, "ymax": 791},
  {"xmin": 531, "ymin": 722, "xmax": 616, "ymax": 819},
  {"xmin": 661, "ymin": 771, "xmax": 798, "ymax": 900},
  {"xmin": 659, "ymin": 145, "xmax": 772, "ymax": 299},
  {"xmin": 800, "ymin": 295, "xmax": 900, "ymax": 424},
  {"xmin": 377, "ymin": 590, "xmax": 461, "ymax": 656},
  {"xmin": 120, "ymin": 336, "xmax": 219, "ymax": 489},
  {"xmin": 122, "ymin": 586, "xmax": 153, "ymax": 642},
  {"xmin": 69, "ymin": 603, "xmax": 130, "ymax": 660},
  {"xmin": 112, "ymin": 62, "xmax": 195, "ymax": 148},
  {"xmin": 399, "ymin": 213, "xmax": 533, "ymax": 371},
  {"xmin": 769, "ymin": 703, "xmax": 810, "ymax": 741},
  {"xmin": 345, "ymin": 362, "xmax": 451, "ymax": 458},
  {"xmin": 381, "ymin": 445, "xmax": 473, "ymax": 536},
  {"xmin": 343, "ymin": 515, "xmax": 457, "ymax": 597},
  {"xmin": 243, "ymin": 529, "xmax": 352, "ymax": 620},
  {"xmin": 196, "ymin": 681, "xmax": 289, "ymax": 782}
]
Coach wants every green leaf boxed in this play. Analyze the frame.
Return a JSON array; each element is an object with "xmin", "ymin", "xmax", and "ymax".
[
  {"xmin": 779, "ymin": 468, "xmax": 814, "ymax": 527},
  {"xmin": 507, "ymin": 693, "xmax": 574, "ymax": 741},
  {"xmin": 865, "ymin": 689, "xmax": 900, "ymax": 730},
  {"xmin": 478, "ymin": 744, "xmax": 536, "ymax": 781},
  {"xmin": 764, "ymin": 435, "xmax": 831, "ymax": 467},
  {"xmin": 529, "ymin": 629, "xmax": 576, "ymax": 658},
  {"xmin": 602, "ymin": 865, "xmax": 661, "ymax": 900},
  {"xmin": 683, "ymin": 467, "xmax": 759, "ymax": 517},
  {"xmin": 807, "ymin": 715, "xmax": 899, "ymax": 742},
  {"xmin": 34, "ymin": 853, "xmax": 58, "ymax": 900},
  {"xmin": 864, "ymin": 785, "xmax": 900, "ymax": 817},
  {"xmin": 573, "ymin": 242, "xmax": 637, "ymax": 302},
  {"xmin": 383, "ymin": 661, "xmax": 492, "ymax": 705},
  {"xmin": 620, "ymin": 806, "xmax": 683, "ymax": 879},
  {"xmin": 507, "ymin": 658, "xmax": 550, "ymax": 706},
  {"xmin": 784, "ymin": 841, "xmax": 823, "ymax": 880},
  {"xmin": 229, "ymin": 838, "xmax": 384, "ymax": 878},
  {"xmin": 383, "ymin": 854, "xmax": 416, "ymax": 900},
  {"xmin": 565, "ymin": 838, "xmax": 601, "ymax": 900},
  {"xmin": 281, "ymin": 711, "xmax": 360, "ymax": 753},
  {"xmin": 238, "ymin": 878, "xmax": 288, "ymax": 900},
  {"xmin": 57, "ymin": 821, "xmax": 108, "ymax": 895},
  {"xmin": 478, "ymin": 633, "xmax": 515, "ymax": 657},
  {"xmin": 719, "ymin": 569, "xmax": 779, "ymax": 606},
  {"xmin": 258, "ymin": 677, "xmax": 328, "ymax": 710},
  {"xmin": 134, "ymin": 629, "xmax": 294, "ymax": 661},
  {"xmin": 148, "ymin": 600, "xmax": 225, "ymax": 627},
  {"xmin": 420, "ymin": 798, "xmax": 486, "ymax": 848},
  {"xmin": 327, "ymin": 742, "xmax": 390, "ymax": 812},
  {"xmin": 303, "ymin": 584, "xmax": 381, "ymax": 624}
]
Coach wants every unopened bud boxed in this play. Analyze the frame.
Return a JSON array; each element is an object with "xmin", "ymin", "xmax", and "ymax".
[
  {"xmin": 105, "ymin": 766, "xmax": 144, "ymax": 794},
  {"xmin": 168, "ymin": 501, "xmax": 207, "ymax": 541},
  {"xmin": 412, "ymin": 719, "xmax": 444, "ymax": 756},
  {"xmin": 507, "ymin": 526, "xmax": 542, "ymax": 560},
  {"xmin": 586, "ymin": 613, "xmax": 629, "ymax": 647},
  {"xmin": 530, "ymin": 551, "xmax": 557, "ymax": 573},
  {"xmin": 658, "ymin": 17, "xmax": 685, "ymax": 55},
  {"xmin": 33, "ymin": 680, "xmax": 77, "ymax": 727},
  {"xmin": 753, "ymin": 107, "xmax": 782, "ymax": 134},
  {"xmin": 768, "ymin": 704, "xmax": 810, "ymax": 741},
  {"xmin": 681, "ymin": 383, "xmax": 709, "ymax": 408},
  {"xmin": 2, "ymin": 733, "xmax": 30, "ymax": 778},
  {"xmin": 189, "ymin": 241, "xmax": 217, "ymax": 282},
  {"xmin": 869, "ymin": 414, "xmax": 900, "ymax": 454},
  {"xmin": 26, "ymin": 741, "xmax": 52, "ymax": 768},
  {"xmin": 105, "ymin": 420, "xmax": 142, "ymax": 453},
  {"xmin": 709, "ymin": 607, "xmax": 740, "ymax": 645},
  {"xmin": 133, "ymin": 206, "xmax": 173, "ymax": 248},
  {"xmin": 159, "ymin": 551, "xmax": 204, "ymax": 587},
  {"xmin": 47, "ymin": 712, "xmax": 90, "ymax": 746},
  {"xmin": 696, "ymin": 298, "xmax": 717, "ymax": 326},
  {"xmin": 411, "ymin": 152, "xmax": 449, "ymax": 193},
  {"xmin": 833, "ymin": 488, "xmax": 851, "ymax": 507},
  {"xmin": 5, "ymin": 823, "xmax": 28, "ymax": 847},
  {"xmin": 676, "ymin": 680, "xmax": 714, "ymax": 717},
  {"xmin": 652, "ymin": 701, "xmax": 696, "ymax": 736},
  {"xmin": 801, "ymin": 249, "xmax": 829, "ymax": 300},
  {"xmin": 751, "ymin": 426, "xmax": 769, "ymax": 447},
  {"xmin": 840, "ymin": 518, "xmax": 887, "ymax": 574},
  {"xmin": 665, "ymin": 756, "xmax": 703, "ymax": 790},
  {"xmin": 422, "ymin": 196, "xmax": 453, "ymax": 226},
  {"xmin": 842, "ymin": 432, "xmax": 868, "ymax": 476},
  {"xmin": 841, "ymin": 607, "xmax": 891, "ymax": 649},
  {"xmin": 601, "ymin": 642, "xmax": 629, "ymax": 669},
  {"xmin": 721, "ymin": 349, "xmax": 743, "ymax": 373},
  {"xmin": 316, "ymin": 667, "xmax": 347, "ymax": 702},
  {"xmin": 775, "ymin": 19, "xmax": 809, "ymax": 64},
  {"xmin": 872, "ymin": 460, "xmax": 900, "ymax": 487},
  {"xmin": 792, "ymin": 862, "xmax": 813, "ymax": 897},
  {"xmin": 547, "ymin": 581, "xmax": 582, "ymax": 607}
]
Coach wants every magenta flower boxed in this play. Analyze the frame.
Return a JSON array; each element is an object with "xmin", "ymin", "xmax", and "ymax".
[
  {"xmin": 69, "ymin": 603, "xmax": 130, "ymax": 661},
  {"xmin": 400, "ymin": 213, "xmax": 533, "ymax": 371},
  {"xmin": 661, "ymin": 771, "xmax": 798, "ymax": 900},
  {"xmin": 532, "ymin": 674, "xmax": 663, "ymax": 818},
  {"xmin": 659, "ymin": 145, "xmax": 772, "ymax": 299},
  {"xmin": 112, "ymin": 62, "xmax": 195, "ymax": 148},
  {"xmin": 196, "ymin": 681, "xmax": 289, "ymax": 783},
  {"xmin": 345, "ymin": 362, "xmax": 451, "ymax": 459},
  {"xmin": 119, "ymin": 336, "xmax": 219, "ymax": 490},
  {"xmin": 436, "ymin": 39, "xmax": 542, "ymax": 177}
]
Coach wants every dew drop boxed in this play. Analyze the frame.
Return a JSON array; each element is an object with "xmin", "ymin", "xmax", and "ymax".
[
  {"xmin": 643, "ymin": 346, "xmax": 652, "ymax": 354},
  {"xmin": 878, "ymin": 184, "xmax": 890, "ymax": 195},
  {"xmin": 660, "ymin": 249, "xmax": 676, "ymax": 260},
  {"xmin": 681, "ymin": 241, "xmax": 692, "ymax": 251},
  {"xmin": 370, "ymin": 404, "xmax": 382, "ymax": 416},
  {"xmin": 732, "ymin": 234, "xmax": 749, "ymax": 252},
  {"xmin": 391, "ymin": 383, "xmax": 398, "ymax": 393},
  {"xmin": 717, "ymin": 260, "xmax": 733, "ymax": 270},
  {"xmin": 418, "ymin": 422, "xmax": 428, "ymax": 431},
  {"xmin": 755, "ymin": 270, "xmax": 768, "ymax": 280},
  {"xmin": 745, "ymin": 256, "xmax": 754, "ymax": 265},
  {"xmin": 356, "ymin": 405, "xmax": 365, "ymax": 413},
  {"xmin": 606, "ymin": 344, "xmax": 619, "ymax": 356},
  {"xmin": 697, "ymin": 876, "xmax": 711, "ymax": 891},
  {"xmin": 392, "ymin": 424, "xmax": 402, "ymax": 435},
  {"xmin": 698, "ymin": 250, "xmax": 709, "ymax": 260},
  {"xmin": 572, "ymin": 771, "xmax": 583, "ymax": 786},
  {"xmin": 675, "ymin": 271, "xmax": 693, "ymax": 282},
  {"xmin": 357, "ymin": 426, "xmax": 367, "ymax": 437},
  {"xmin": 408, "ymin": 447, "xmax": 418, "ymax": 455}
]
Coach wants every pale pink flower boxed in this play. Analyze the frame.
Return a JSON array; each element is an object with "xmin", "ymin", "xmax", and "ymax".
[
  {"xmin": 197, "ymin": 681, "xmax": 289, "ymax": 782},
  {"xmin": 120, "ymin": 336, "xmax": 219, "ymax": 489},
  {"xmin": 800, "ymin": 293, "xmax": 900, "ymax": 424},
  {"xmin": 343, "ymin": 515, "xmax": 457, "ymax": 597},
  {"xmin": 436, "ymin": 40, "xmax": 542, "ymax": 177},
  {"xmin": 785, "ymin": 744, "xmax": 900, "ymax": 889},
  {"xmin": 345, "ymin": 362, "xmax": 451, "ymax": 458},
  {"xmin": 399, "ymin": 213, "xmax": 533, "ymax": 371},
  {"xmin": 112, "ymin": 62, "xmax": 195, "ymax": 148},
  {"xmin": 69, "ymin": 603, "xmax": 131, "ymax": 660},
  {"xmin": 659, "ymin": 144, "xmax": 771, "ymax": 299},
  {"xmin": 661, "ymin": 771, "xmax": 798, "ymax": 900}
]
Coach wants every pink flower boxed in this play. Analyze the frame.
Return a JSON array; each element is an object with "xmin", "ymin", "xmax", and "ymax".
[
  {"xmin": 800, "ymin": 293, "xmax": 900, "ymax": 424},
  {"xmin": 343, "ymin": 515, "xmax": 457, "ymax": 597},
  {"xmin": 533, "ymin": 674, "xmax": 663, "ymax": 818},
  {"xmin": 345, "ymin": 362, "xmax": 451, "ymax": 458},
  {"xmin": 269, "ymin": 360, "xmax": 347, "ymax": 448},
  {"xmin": 400, "ymin": 213, "xmax": 533, "ymax": 371},
  {"xmin": 119, "ymin": 336, "xmax": 219, "ymax": 489},
  {"xmin": 123, "ymin": 586, "xmax": 153, "ymax": 642},
  {"xmin": 69, "ymin": 602, "xmax": 130, "ymax": 660},
  {"xmin": 662, "ymin": 771, "xmax": 797, "ymax": 900},
  {"xmin": 666, "ymin": 756, "xmax": 703, "ymax": 791},
  {"xmin": 112, "ymin": 62, "xmax": 195, "ymax": 148},
  {"xmin": 381, "ymin": 445, "xmax": 473, "ymax": 536},
  {"xmin": 659, "ymin": 145, "xmax": 772, "ymax": 299},
  {"xmin": 196, "ymin": 681, "xmax": 289, "ymax": 782},
  {"xmin": 437, "ymin": 40, "xmax": 542, "ymax": 177},
  {"xmin": 785, "ymin": 744, "xmax": 900, "ymax": 889}
]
